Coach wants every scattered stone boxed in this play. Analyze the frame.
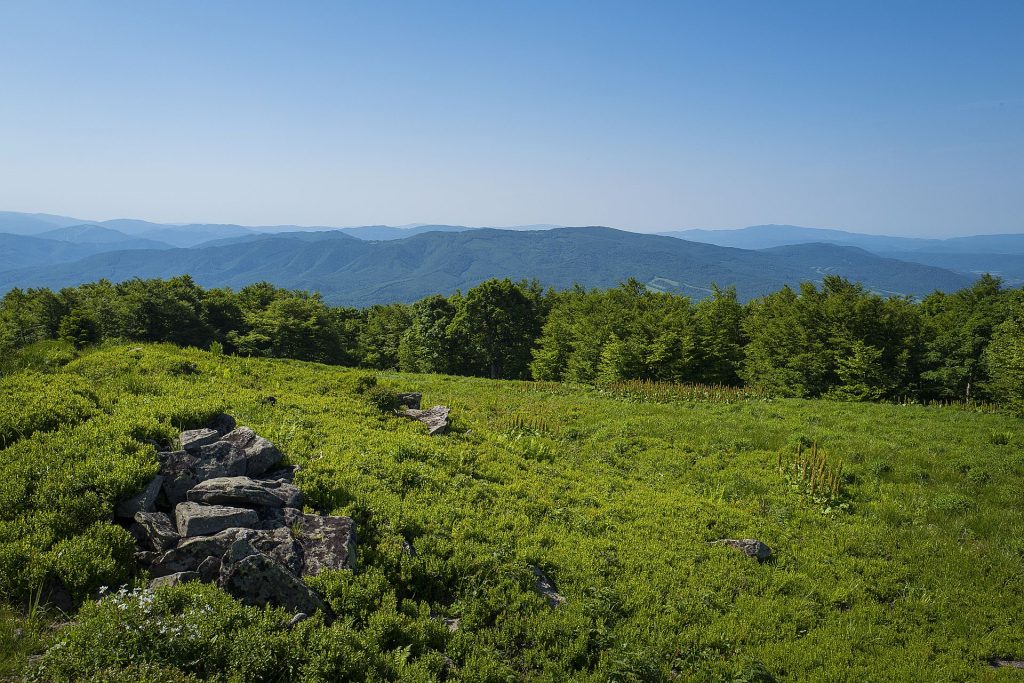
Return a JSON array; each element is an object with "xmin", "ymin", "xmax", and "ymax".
[
  {"xmin": 401, "ymin": 538, "xmax": 416, "ymax": 558},
  {"xmin": 529, "ymin": 566, "xmax": 565, "ymax": 608},
  {"xmin": 293, "ymin": 514, "xmax": 357, "ymax": 576},
  {"xmin": 288, "ymin": 612, "xmax": 308, "ymax": 628},
  {"xmin": 133, "ymin": 511, "xmax": 180, "ymax": 552},
  {"xmin": 444, "ymin": 617, "xmax": 460, "ymax": 632},
  {"xmin": 717, "ymin": 538, "xmax": 773, "ymax": 562},
  {"xmin": 220, "ymin": 427, "xmax": 283, "ymax": 476},
  {"xmin": 396, "ymin": 392, "xmax": 422, "ymax": 410},
  {"xmin": 399, "ymin": 405, "xmax": 450, "ymax": 436},
  {"xmin": 175, "ymin": 502, "xmax": 259, "ymax": 537},
  {"xmin": 220, "ymin": 548, "xmax": 328, "ymax": 616},
  {"xmin": 180, "ymin": 428, "xmax": 220, "ymax": 452},
  {"xmin": 116, "ymin": 475, "xmax": 164, "ymax": 519},
  {"xmin": 150, "ymin": 571, "xmax": 200, "ymax": 589},
  {"xmin": 262, "ymin": 396, "xmax": 278, "ymax": 406},
  {"xmin": 187, "ymin": 476, "xmax": 303, "ymax": 509},
  {"xmin": 991, "ymin": 661, "xmax": 1024, "ymax": 669}
]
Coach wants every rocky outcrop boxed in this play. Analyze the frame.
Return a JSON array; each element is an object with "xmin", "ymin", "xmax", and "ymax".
[
  {"xmin": 399, "ymin": 405, "xmax": 450, "ymax": 436},
  {"xmin": 717, "ymin": 538, "xmax": 772, "ymax": 562},
  {"xmin": 115, "ymin": 418, "xmax": 355, "ymax": 618}
]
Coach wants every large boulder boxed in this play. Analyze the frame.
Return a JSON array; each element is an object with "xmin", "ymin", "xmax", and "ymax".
[
  {"xmin": 175, "ymin": 502, "xmax": 258, "ymax": 537},
  {"xmin": 116, "ymin": 475, "xmax": 164, "ymax": 519},
  {"xmin": 399, "ymin": 406, "xmax": 450, "ymax": 436},
  {"xmin": 220, "ymin": 427, "xmax": 283, "ymax": 476},
  {"xmin": 180, "ymin": 428, "xmax": 220, "ymax": 452},
  {"xmin": 219, "ymin": 538, "xmax": 328, "ymax": 616},
  {"xmin": 187, "ymin": 476, "xmax": 302, "ymax": 509},
  {"xmin": 133, "ymin": 511, "xmax": 180, "ymax": 551},
  {"xmin": 294, "ymin": 514, "xmax": 357, "ymax": 576},
  {"xmin": 160, "ymin": 442, "xmax": 248, "ymax": 505}
]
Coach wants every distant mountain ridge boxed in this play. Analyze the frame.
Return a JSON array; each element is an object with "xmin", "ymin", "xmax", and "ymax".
[{"xmin": 0, "ymin": 226, "xmax": 972, "ymax": 306}]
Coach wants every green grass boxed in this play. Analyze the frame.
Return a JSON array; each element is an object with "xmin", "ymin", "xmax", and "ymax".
[{"xmin": 1, "ymin": 341, "xmax": 1023, "ymax": 681}]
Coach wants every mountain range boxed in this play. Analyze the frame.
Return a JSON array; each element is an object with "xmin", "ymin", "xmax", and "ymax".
[{"xmin": 0, "ymin": 211, "xmax": 1018, "ymax": 305}]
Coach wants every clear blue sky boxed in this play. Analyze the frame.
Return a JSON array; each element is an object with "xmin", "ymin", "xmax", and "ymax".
[{"xmin": 1, "ymin": 1, "xmax": 1021, "ymax": 236}]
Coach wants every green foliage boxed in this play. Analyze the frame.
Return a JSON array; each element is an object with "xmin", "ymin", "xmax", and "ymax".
[{"xmin": 0, "ymin": 343, "xmax": 1020, "ymax": 680}]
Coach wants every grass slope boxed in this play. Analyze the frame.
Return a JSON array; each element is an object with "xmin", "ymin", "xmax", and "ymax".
[{"xmin": 1, "ymin": 343, "xmax": 1023, "ymax": 681}]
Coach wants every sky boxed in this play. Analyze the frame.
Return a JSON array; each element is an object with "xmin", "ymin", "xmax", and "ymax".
[{"xmin": 0, "ymin": 1, "xmax": 1021, "ymax": 237}]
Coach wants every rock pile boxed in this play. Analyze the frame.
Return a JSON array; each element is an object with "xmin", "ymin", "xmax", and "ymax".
[{"xmin": 116, "ymin": 415, "xmax": 355, "ymax": 619}]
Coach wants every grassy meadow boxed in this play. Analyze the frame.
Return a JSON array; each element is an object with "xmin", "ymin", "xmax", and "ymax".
[{"xmin": 1, "ymin": 341, "xmax": 1023, "ymax": 681}]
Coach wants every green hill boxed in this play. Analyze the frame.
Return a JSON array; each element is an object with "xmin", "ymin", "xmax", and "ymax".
[
  {"xmin": 2, "ymin": 342, "xmax": 1023, "ymax": 680},
  {"xmin": 0, "ymin": 227, "xmax": 973, "ymax": 304}
]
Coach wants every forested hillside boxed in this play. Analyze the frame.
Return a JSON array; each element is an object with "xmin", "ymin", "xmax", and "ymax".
[{"xmin": 2, "ymin": 274, "xmax": 1022, "ymax": 410}]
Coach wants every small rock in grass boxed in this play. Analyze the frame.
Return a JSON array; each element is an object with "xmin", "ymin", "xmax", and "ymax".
[
  {"xmin": 530, "ymin": 566, "xmax": 566, "ymax": 608},
  {"xmin": 288, "ymin": 612, "xmax": 308, "ymax": 628},
  {"xmin": 991, "ymin": 661, "xmax": 1024, "ymax": 669},
  {"xmin": 175, "ymin": 502, "xmax": 258, "ymax": 537},
  {"xmin": 399, "ymin": 405, "xmax": 450, "ymax": 436},
  {"xmin": 717, "ymin": 538, "xmax": 773, "ymax": 562},
  {"xmin": 133, "ymin": 511, "xmax": 180, "ymax": 552},
  {"xmin": 150, "ymin": 571, "xmax": 200, "ymax": 589},
  {"xmin": 116, "ymin": 475, "xmax": 164, "ymax": 519},
  {"xmin": 180, "ymin": 428, "xmax": 221, "ymax": 451},
  {"xmin": 187, "ymin": 476, "xmax": 303, "ymax": 509}
]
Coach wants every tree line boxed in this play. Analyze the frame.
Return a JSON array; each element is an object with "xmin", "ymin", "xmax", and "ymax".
[{"xmin": 1, "ymin": 274, "xmax": 1022, "ymax": 410}]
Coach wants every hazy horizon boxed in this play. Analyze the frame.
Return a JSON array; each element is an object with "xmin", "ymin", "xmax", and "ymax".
[{"xmin": 2, "ymin": 2, "xmax": 1021, "ymax": 237}]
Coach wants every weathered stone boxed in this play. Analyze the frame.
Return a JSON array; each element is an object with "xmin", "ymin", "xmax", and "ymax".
[
  {"xmin": 160, "ymin": 442, "xmax": 248, "ymax": 505},
  {"xmin": 116, "ymin": 475, "xmax": 164, "ymax": 519},
  {"xmin": 187, "ymin": 476, "xmax": 303, "ymax": 509},
  {"xmin": 150, "ymin": 527, "xmax": 300, "ymax": 577},
  {"xmin": 175, "ymin": 502, "xmax": 258, "ymax": 537},
  {"xmin": 133, "ymin": 511, "xmax": 180, "ymax": 552},
  {"xmin": 396, "ymin": 392, "xmax": 422, "ymax": 410},
  {"xmin": 197, "ymin": 556, "xmax": 221, "ymax": 583},
  {"xmin": 718, "ymin": 538, "xmax": 773, "ymax": 562},
  {"xmin": 529, "ymin": 566, "xmax": 565, "ymax": 608},
  {"xmin": 991, "ymin": 661, "xmax": 1024, "ymax": 669},
  {"xmin": 220, "ymin": 427, "xmax": 283, "ymax": 476},
  {"xmin": 150, "ymin": 571, "xmax": 200, "ymax": 589},
  {"xmin": 288, "ymin": 612, "xmax": 308, "ymax": 628},
  {"xmin": 219, "ymin": 550, "xmax": 328, "ymax": 616},
  {"xmin": 399, "ymin": 405, "xmax": 450, "ymax": 436},
  {"xmin": 180, "ymin": 428, "xmax": 220, "ymax": 452},
  {"xmin": 294, "ymin": 514, "xmax": 357, "ymax": 576},
  {"xmin": 253, "ymin": 506, "xmax": 304, "ymax": 531}
]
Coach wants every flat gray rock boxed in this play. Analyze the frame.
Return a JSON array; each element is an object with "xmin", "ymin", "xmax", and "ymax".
[
  {"xmin": 150, "ymin": 571, "xmax": 200, "ymax": 589},
  {"xmin": 399, "ymin": 405, "xmax": 450, "ymax": 436},
  {"xmin": 180, "ymin": 428, "xmax": 220, "ymax": 451},
  {"xmin": 187, "ymin": 476, "xmax": 302, "ymax": 509},
  {"xmin": 175, "ymin": 502, "xmax": 258, "ymax": 537},
  {"xmin": 133, "ymin": 511, "xmax": 180, "ymax": 552},
  {"xmin": 116, "ymin": 475, "xmax": 164, "ymax": 519},
  {"xmin": 220, "ymin": 427, "xmax": 283, "ymax": 476},
  {"xmin": 294, "ymin": 514, "xmax": 357, "ymax": 576}
]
